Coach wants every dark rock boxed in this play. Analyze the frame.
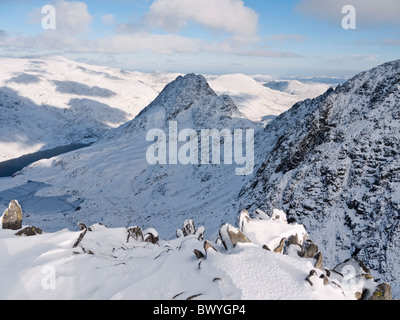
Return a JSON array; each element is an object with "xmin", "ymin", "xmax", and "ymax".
[
  {"xmin": 219, "ymin": 224, "xmax": 251, "ymax": 250},
  {"xmin": 274, "ymin": 238, "xmax": 287, "ymax": 254},
  {"xmin": 314, "ymin": 252, "xmax": 323, "ymax": 270},
  {"xmin": 369, "ymin": 283, "xmax": 392, "ymax": 300},
  {"xmin": 182, "ymin": 219, "xmax": 196, "ymax": 237},
  {"xmin": 127, "ymin": 226, "xmax": 144, "ymax": 242},
  {"xmin": 262, "ymin": 245, "xmax": 271, "ymax": 251},
  {"xmin": 78, "ymin": 223, "xmax": 87, "ymax": 231},
  {"xmin": 305, "ymin": 270, "xmax": 317, "ymax": 286},
  {"xmin": 288, "ymin": 234, "xmax": 300, "ymax": 246},
  {"xmin": 15, "ymin": 226, "xmax": 42, "ymax": 237},
  {"xmin": 204, "ymin": 240, "xmax": 217, "ymax": 253},
  {"xmin": 73, "ymin": 223, "xmax": 88, "ymax": 248},
  {"xmin": 298, "ymin": 240, "xmax": 319, "ymax": 258},
  {"xmin": 194, "ymin": 249, "xmax": 204, "ymax": 260},
  {"xmin": 144, "ymin": 229, "xmax": 159, "ymax": 244},
  {"xmin": 2, "ymin": 200, "xmax": 23, "ymax": 230},
  {"xmin": 195, "ymin": 226, "xmax": 205, "ymax": 241},
  {"xmin": 319, "ymin": 274, "xmax": 330, "ymax": 286}
]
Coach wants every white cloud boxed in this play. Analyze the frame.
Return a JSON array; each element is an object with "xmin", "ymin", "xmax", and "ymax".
[
  {"xmin": 0, "ymin": 0, "xmax": 298, "ymax": 59},
  {"xmin": 30, "ymin": 0, "xmax": 92, "ymax": 35},
  {"xmin": 145, "ymin": 0, "xmax": 259, "ymax": 36},
  {"xmin": 297, "ymin": 0, "xmax": 400, "ymax": 25},
  {"xmin": 101, "ymin": 14, "xmax": 115, "ymax": 25}
]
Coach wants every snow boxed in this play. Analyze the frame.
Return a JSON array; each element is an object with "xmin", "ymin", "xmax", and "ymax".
[
  {"xmin": 0, "ymin": 56, "xmax": 327, "ymax": 163},
  {"xmin": 243, "ymin": 217, "xmax": 307, "ymax": 251},
  {"xmin": 0, "ymin": 215, "xmax": 358, "ymax": 300},
  {"xmin": 0, "ymin": 56, "xmax": 396, "ymax": 300},
  {"xmin": 263, "ymin": 80, "xmax": 331, "ymax": 100}
]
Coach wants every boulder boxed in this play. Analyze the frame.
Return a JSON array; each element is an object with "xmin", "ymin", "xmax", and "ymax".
[
  {"xmin": 127, "ymin": 226, "xmax": 145, "ymax": 242},
  {"xmin": 273, "ymin": 238, "xmax": 287, "ymax": 254},
  {"xmin": 204, "ymin": 240, "xmax": 217, "ymax": 253},
  {"xmin": 368, "ymin": 283, "xmax": 392, "ymax": 300},
  {"xmin": 193, "ymin": 249, "xmax": 204, "ymax": 260},
  {"xmin": 182, "ymin": 219, "xmax": 196, "ymax": 237},
  {"xmin": 2, "ymin": 200, "xmax": 23, "ymax": 230},
  {"xmin": 314, "ymin": 252, "xmax": 324, "ymax": 270},
  {"xmin": 195, "ymin": 226, "xmax": 205, "ymax": 241},
  {"xmin": 219, "ymin": 224, "xmax": 251, "ymax": 250},
  {"xmin": 298, "ymin": 239, "xmax": 319, "ymax": 258},
  {"xmin": 288, "ymin": 234, "xmax": 300, "ymax": 246},
  {"xmin": 15, "ymin": 226, "xmax": 42, "ymax": 237},
  {"xmin": 144, "ymin": 228, "xmax": 159, "ymax": 244},
  {"xmin": 305, "ymin": 270, "xmax": 317, "ymax": 286}
]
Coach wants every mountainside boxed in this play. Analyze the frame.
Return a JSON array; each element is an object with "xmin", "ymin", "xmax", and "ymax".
[
  {"xmin": 239, "ymin": 60, "xmax": 400, "ymax": 296},
  {"xmin": 0, "ymin": 74, "xmax": 258, "ymax": 238},
  {"xmin": 1, "ymin": 58, "xmax": 399, "ymax": 298}
]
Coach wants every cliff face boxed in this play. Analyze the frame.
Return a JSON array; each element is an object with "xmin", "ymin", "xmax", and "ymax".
[{"xmin": 239, "ymin": 60, "xmax": 400, "ymax": 295}]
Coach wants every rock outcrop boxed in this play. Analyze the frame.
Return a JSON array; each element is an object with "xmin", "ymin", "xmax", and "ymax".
[{"xmin": 1, "ymin": 200, "xmax": 23, "ymax": 230}]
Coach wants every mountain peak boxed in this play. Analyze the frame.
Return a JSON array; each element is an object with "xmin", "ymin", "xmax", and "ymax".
[
  {"xmin": 138, "ymin": 73, "xmax": 217, "ymax": 120},
  {"xmin": 107, "ymin": 73, "xmax": 250, "ymax": 139}
]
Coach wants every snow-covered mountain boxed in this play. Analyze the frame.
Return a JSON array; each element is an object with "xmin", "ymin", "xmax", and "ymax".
[
  {"xmin": 0, "ymin": 56, "xmax": 315, "ymax": 162},
  {"xmin": 263, "ymin": 80, "xmax": 331, "ymax": 100},
  {"xmin": 0, "ymin": 74, "xmax": 258, "ymax": 238},
  {"xmin": 0, "ymin": 57, "xmax": 398, "ymax": 299},
  {"xmin": 206, "ymin": 74, "xmax": 302, "ymax": 123},
  {"xmin": 239, "ymin": 59, "xmax": 400, "ymax": 296},
  {"xmin": 0, "ymin": 56, "xmax": 168, "ymax": 161}
]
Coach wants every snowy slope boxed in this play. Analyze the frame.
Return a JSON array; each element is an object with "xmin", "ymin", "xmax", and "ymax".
[
  {"xmin": 263, "ymin": 80, "xmax": 331, "ymax": 100},
  {"xmin": 0, "ymin": 209, "xmax": 378, "ymax": 300},
  {"xmin": 207, "ymin": 74, "xmax": 300, "ymax": 123},
  {"xmin": 0, "ymin": 56, "xmax": 168, "ymax": 161}
]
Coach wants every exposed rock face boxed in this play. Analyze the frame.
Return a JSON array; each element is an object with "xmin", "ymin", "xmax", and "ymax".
[
  {"xmin": 2, "ymin": 200, "xmax": 23, "ymax": 230},
  {"xmin": 240, "ymin": 60, "xmax": 400, "ymax": 296}
]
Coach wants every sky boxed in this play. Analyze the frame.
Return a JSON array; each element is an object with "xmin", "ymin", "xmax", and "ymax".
[{"xmin": 0, "ymin": 0, "xmax": 399, "ymax": 77}]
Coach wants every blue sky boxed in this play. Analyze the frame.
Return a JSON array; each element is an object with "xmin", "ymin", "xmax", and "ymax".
[{"xmin": 0, "ymin": 0, "xmax": 399, "ymax": 77}]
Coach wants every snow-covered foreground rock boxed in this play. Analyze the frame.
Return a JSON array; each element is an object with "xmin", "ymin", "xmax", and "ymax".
[{"xmin": 0, "ymin": 207, "xmax": 388, "ymax": 300}]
